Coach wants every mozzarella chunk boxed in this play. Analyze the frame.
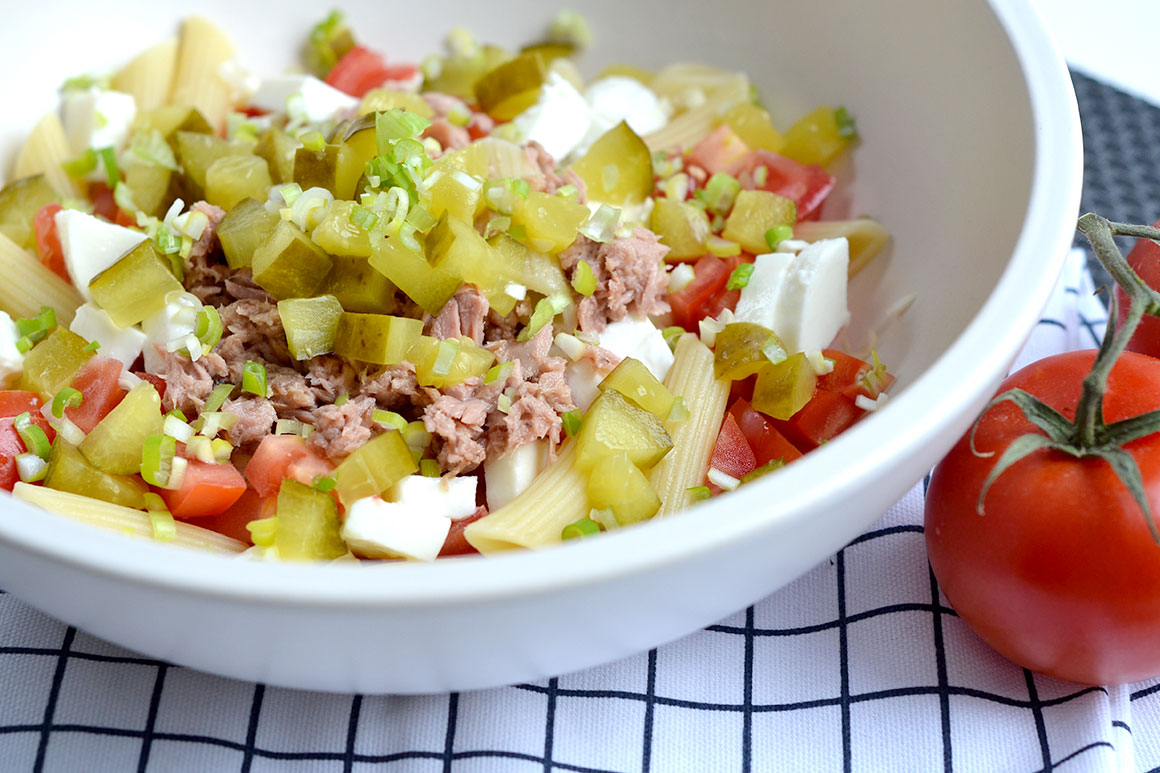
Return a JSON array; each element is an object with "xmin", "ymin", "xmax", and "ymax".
[
  {"xmin": 584, "ymin": 75, "xmax": 670, "ymax": 138},
  {"xmin": 0, "ymin": 312, "xmax": 24, "ymax": 387},
  {"xmin": 54, "ymin": 209, "xmax": 147, "ymax": 300},
  {"xmin": 597, "ymin": 316, "xmax": 675, "ymax": 382},
  {"xmin": 140, "ymin": 291, "xmax": 202, "ymax": 371},
  {"xmin": 512, "ymin": 72, "xmax": 595, "ymax": 163},
  {"xmin": 340, "ymin": 496, "xmax": 451, "ymax": 562},
  {"xmin": 61, "ymin": 88, "xmax": 137, "ymax": 153},
  {"xmin": 564, "ymin": 358, "xmax": 602, "ymax": 412},
  {"xmin": 483, "ymin": 439, "xmax": 549, "ymax": 511},
  {"xmin": 733, "ymin": 252, "xmax": 794, "ymax": 329},
  {"xmin": 69, "ymin": 303, "xmax": 146, "ymax": 368},
  {"xmin": 249, "ymin": 75, "xmax": 359, "ymax": 122},
  {"xmin": 386, "ymin": 474, "xmax": 479, "ymax": 520}
]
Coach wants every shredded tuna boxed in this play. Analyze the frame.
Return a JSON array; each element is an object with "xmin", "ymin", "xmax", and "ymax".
[
  {"xmin": 223, "ymin": 269, "xmax": 274, "ymax": 303},
  {"xmin": 584, "ymin": 344, "xmax": 622, "ymax": 373},
  {"xmin": 558, "ymin": 227, "xmax": 670, "ymax": 332},
  {"xmin": 222, "ymin": 396, "xmax": 276, "ymax": 448},
  {"xmin": 305, "ymin": 355, "xmax": 358, "ymax": 404},
  {"xmin": 184, "ymin": 202, "xmax": 229, "ymax": 304},
  {"xmin": 155, "ymin": 348, "xmax": 229, "ymax": 416},
  {"xmin": 523, "ymin": 141, "xmax": 587, "ymax": 202},
  {"xmin": 423, "ymin": 394, "xmax": 489, "ymax": 474},
  {"xmin": 358, "ymin": 362, "xmax": 419, "ymax": 408},
  {"xmin": 486, "ymin": 371, "xmax": 575, "ymax": 457},
  {"xmin": 217, "ymin": 299, "xmax": 293, "ymax": 368},
  {"xmin": 307, "ymin": 395, "xmax": 380, "ymax": 459},
  {"xmin": 424, "ymin": 119, "xmax": 471, "ymax": 154},
  {"xmin": 425, "ymin": 285, "xmax": 490, "ymax": 344},
  {"xmin": 487, "ymin": 325, "xmax": 565, "ymax": 379}
]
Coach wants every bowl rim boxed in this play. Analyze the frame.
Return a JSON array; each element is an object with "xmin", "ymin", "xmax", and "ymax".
[{"xmin": 0, "ymin": 0, "xmax": 1083, "ymax": 608}]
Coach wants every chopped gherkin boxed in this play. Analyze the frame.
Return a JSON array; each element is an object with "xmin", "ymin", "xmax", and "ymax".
[
  {"xmin": 79, "ymin": 382, "xmax": 164, "ymax": 475},
  {"xmin": 597, "ymin": 357, "xmax": 675, "ymax": 419},
  {"xmin": 217, "ymin": 197, "xmax": 281, "ymax": 270},
  {"xmin": 251, "ymin": 221, "xmax": 334, "ymax": 300},
  {"xmin": 586, "ymin": 451, "xmax": 662, "ymax": 525},
  {"xmin": 277, "ymin": 295, "xmax": 344, "ymax": 360},
  {"xmin": 575, "ymin": 390, "xmax": 673, "ymax": 471},
  {"xmin": 44, "ymin": 440, "xmax": 148, "ymax": 510},
  {"xmin": 19, "ymin": 327, "xmax": 93, "ymax": 396},
  {"xmin": 88, "ymin": 240, "xmax": 184, "ymax": 327},
  {"xmin": 334, "ymin": 430, "xmax": 418, "ymax": 509},
  {"xmin": 275, "ymin": 479, "xmax": 347, "ymax": 561},
  {"xmin": 714, "ymin": 322, "xmax": 788, "ymax": 381},
  {"xmin": 333, "ymin": 312, "xmax": 423, "ymax": 366},
  {"xmin": 324, "ymin": 256, "xmax": 397, "ymax": 314}
]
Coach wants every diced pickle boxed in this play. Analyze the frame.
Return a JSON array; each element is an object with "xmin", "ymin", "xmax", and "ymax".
[
  {"xmin": 426, "ymin": 167, "xmax": 484, "ymax": 225},
  {"xmin": 587, "ymin": 451, "xmax": 662, "ymax": 525},
  {"xmin": 752, "ymin": 352, "xmax": 817, "ymax": 420},
  {"xmin": 293, "ymin": 144, "xmax": 349, "ymax": 199},
  {"xmin": 407, "ymin": 335, "xmax": 495, "ymax": 388},
  {"xmin": 721, "ymin": 103, "xmax": 786, "ymax": 154},
  {"xmin": 79, "ymin": 382, "xmax": 163, "ymax": 475},
  {"xmin": 333, "ymin": 312, "xmax": 422, "ymax": 365},
  {"xmin": 781, "ymin": 105, "xmax": 853, "ymax": 167},
  {"xmin": 487, "ymin": 233, "xmax": 570, "ymax": 298},
  {"xmin": 598, "ymin": 357, "xmax": 675, "ymax": 418},
  {"xmin": 311, "ymin": 200, "xmax": 373, "ymax": 258},
  {"xmin": 474, "ymin": 52, "xmax": 547, "ymax": 121},
  {"xmin": 278, "ymin": 295, "xmax": 344, "ymax": 360},
  {"xmin": 442, "ymin": 136, "xmax": 536, "ymax": 181},
  {"xmin": 0, "ymin": 175, "xmax": 57, "ymax": 249},
  {"xmin": 204, "ymin": 155, "xmax": 272, "ymax": 211},
  {"xmin": 135, "ymin": 106, "xmax": 213, "ymax": 145},
  {"xmin": 650, "ymin": 199, "xmax": 710, "ymax": 260},
  {"xmin": 570, "ymin": 121, "xmax": 654, "ymax": 206},
  {"xmin": 123, "ymin": 160, "xmax": 179, "ymax": 218},
  {"xmin": 333, "ymin": 116, "xmax": 378, "ymax": 200},
  {"xmin": 358, "ymin": 89, "xmax": 435, "ymax": 118},
  {"xmin": 510, "ymin": 191, "xmax": 588, "ymax": 253},
  {"xmin": 174, "ymin": 131, "xmax": 253, "ymax": 198},
  {"xmin": 714, "ymin": 322, "xmax": 788, "ymax": 381},
  {"xmin": 722, "ymin": 190, "xmax": 797, "ymax": 254},
  {"xmin": 424, "ymin": 44, "xmax": 513, "ymax": 100},
  {"xmin": 324, "ymin": 256, "xmax": 397, "ymax": 314},
  {"xmin": 254, "ymin": 128, "xmax": 300, "ymax": 185},
  {"xmin": 88, "ymin": 240, "xmax": 184, "ymax": 326},
  {"xmin": 19, "ymin": 327, "xmax": 93, "ymax": 396},
  {"xmin": 427, "ymin": 213, "xmax": 516, "ymax": 315},
  {"xmin": 575, "ymin": 390, "xmax": 674, "ymax": 471},
  {"xmin": 275, "ymin": 479, "xmax": 347, "ymax": 561},
  {"xmin": 334, "ymin": 429, "xmax": 418, "ymax": 509},
  {"xmin": 368, "ymin": 235, "xmax": 461, "ymax": 315},
  {"xmin": 45, "ymin": 440, "xmax": 148, "ymax": 510},
  {"xmin": 218, "ymin": 197, "xmax": 281, "ymax": 270},
  {"xmin": 251, "ymin": 221, "xmax": 334, "ymax": 300}
]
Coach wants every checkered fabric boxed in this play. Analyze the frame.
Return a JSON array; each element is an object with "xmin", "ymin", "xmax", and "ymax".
[{"xmin": 2, "ymin": 74, "xmax": 1160, "ymax": 773}]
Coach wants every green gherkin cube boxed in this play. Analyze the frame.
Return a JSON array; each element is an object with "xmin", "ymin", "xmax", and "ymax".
[
  {"xmin": 19, "ymin": 327, "xmax": 93, "ymax": 396},
  {"xmin": 251, "ymin": 220, "xmax": 333, "ymax": 300},
  {"xmin": 45, "ymin": 440, "xmax": 148, "ymax": 510},
  {"xmin": 277, "ymin": 295, "xmax": 344, "ymax": 360},
  {"xmin": 334, "ymin": 430, "xmax": 417, "ymax": 509},
  {"xmin": 88, "ymin": 239, "xmax": 184, "ymax": 327},
  {"xmin": 333, "ymin": 312, "xmax": 422, "ymax": 366},
  {"xmin": 218, "ymin": 197, "xmax": 280, "ymax": 270},
  {"xmin": 275, "ymin": 479, "xmax": 348, "ymax": 561},
  {"xmin": 79, "ymin": 382, "xmax": 164, "ymax": 475},
  {"xmin": 324, "ymin": 256, "xmax": 396, "ymax": 314}
]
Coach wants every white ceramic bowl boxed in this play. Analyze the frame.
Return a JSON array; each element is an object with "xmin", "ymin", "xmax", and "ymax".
[{"xmin": 0, "ymin": 0, "xmax": 1080, "ymax": 693}]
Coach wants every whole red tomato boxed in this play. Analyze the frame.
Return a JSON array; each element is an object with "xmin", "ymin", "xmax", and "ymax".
[
  {"xmin": 1114, "ymin": 218, "xmax": 1160, "ymax": 357},
  {"xmin": 925, "ymin": 350, "xmax": 1160, "ymax": 685}
]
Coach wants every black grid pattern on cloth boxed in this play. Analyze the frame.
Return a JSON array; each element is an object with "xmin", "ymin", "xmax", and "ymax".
[{"xmin": 1, "ymin": 72, "xmax": 1160, "ymax": 773}]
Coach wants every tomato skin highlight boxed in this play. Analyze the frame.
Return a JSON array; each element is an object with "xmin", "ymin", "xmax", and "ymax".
[{"xmin": 925, "ymin": 350, "xmax": 1160, "ymax": 685}]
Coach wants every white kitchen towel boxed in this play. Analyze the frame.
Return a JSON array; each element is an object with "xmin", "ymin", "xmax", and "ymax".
[{"xmin": 3, "ymin": 249, "xmax": 1160, "ymax": 773}]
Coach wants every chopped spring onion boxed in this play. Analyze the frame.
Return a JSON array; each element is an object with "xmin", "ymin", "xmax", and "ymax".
[
  {"xmin": 53, "ymin": 417, "xmax": 85, "ymax": 446},
  {"xmin": 668, "ymin": 263, "xmax": 695, "ymax": 294},
  {"xmin": 483, "ymin": 177, "xmax": 530, "ymax": 215},
  {"xmin": 859, "ymin": 350, "xmax": 890, "ymax": 398},
  {"xmin": 241, "ymin": 361, "xmax": 268, "ymax": 397},
  {"xmin": 140, "ymin": 433, "xmax": 176, "ymax": 487},
  {"xmin": 553, "ymin": 332, "xmax": 587, "ymax": 361},
  {"xmin": 686, "ymin": 485, "xmax": 712, "ymax": 502},
  {"xmin": 496, "ymin": 393, "xmax": 512, "ymax": 414},
  {"xmin": 555, "ymin": 184, "xmax": 579, "ymax": 200},
  {"xmin": 420, "ymin": 459, "xmax": 441, "ymax": 478},
  {"xmin": 835, "ymin": 106, "xmax": 859, "ymax": 140},
  {"xmin": 484, "ymin": 361, "xmax": 514, "ymax": 385},
  {"xmin": 432, "ymin": 339, "xmax": 460, "ymax": 376},
  {"xmin": 764, "ymin": 225, "xmax": 794, "ymax": 251},
  {"xmin": 246, "ymin": 516, "xmax": 278, "ymax": 548},
  {"xmin": 571, "ymin": 260, "xmax": 597, "ymax": 296},
  {"xmin": 198, "ymin": 411, "xmax": 238, "ymax": 438},
  {"xmin": 113, "ymin": 182, "xmax": 137, "ymax": 215},
  {"xmin": 51, "ymin": 387, "xmax": 82, "ymax": 419},
  {"xmin": 186, "ymin": 435, "xmax": 215, "ymax": 463},
  {"xmin": 707, "ymin": 468, "xmax": 741, "ymax": 491},
  {"xmin": 662, "ymin": 325, "xmax": 685, "ymax": 351},
  {"xmin": 305, "ymin": 9, "xmax": 352, "ymax": 76},
  {"xmin": 697, "ymin": 173, "xmax": 740, "ymax": 216},
  {"xmin": 14, "ymin": 412, "xmax": 51, "ymax": 460},
  {"xmin": 698, "ymin": 309, "xmax": 734, "ymax": 348},
  {"xmin": 149, "ymin": 509, "xmax": 178, "ymax": 542},
  {"xmin": 14, "ymin": 307, "xmax": 56, "ymax": 353},
  {"xmin": 300, "ymin": 131, "xmax": 326, "ymax": 153},
  {"xmin": 483, "ymin": 215, "xmax": 512, "ymax": 239},
  {"xmin": 561, "ymin": 409, "xmax": 583, "ymax": 438},
  {"xmin": 508, "ymin": 223, "xmax": 527, "ymax": 242},
  {"xmin": 350, "ymin": 205, "xmax": 379, "ymax": 231},
  {"xmin": 561, "ymin": 517, "xmax": 601, "ymax": 541},
  {"xmin": 15, "ymin": 452, "xmax": 47, "ymax": 483},
  {"xmin": 405, "ymin": 204, "xmax": 438, "ymax": 234},
  {"xmin": 855, "ymin": 392, "xmax": 889, "ymax": 412},
  {"xmin": 166, "ymin": 409, "xmax": 188, "ymax": 422},
  {"xmin": 579, "ymin": 204, "xmax": 620, "ymax": 243},
  {"xmin": 195, "ymin": 305, "xmax": 223, "ymax": 352},
  {"xmin": 589, "ymin": 507, "xmax": 619, "ymax": 531},
  {"xmin": 376, "ymin": 108, "xmax": 431, "ymax": 153},
  {"xmin": 402, "ymin": 420, "xmax": 431, "ymax": 453},
  {"xmin": 762, "ymin": 335, "xmax": 788, "ymax": 366},
  {"xmin": 163, "ymin": 414, "xmax": 195, "ymax": 444},
  {"xmin": 62, "ymin": 148, "xmax": 98, "ymax": 178},
  {"xmin": 726, "ymin": 263, "xmax": 755, "ymax": 290},
  {"xmin": 313, "ymin": 474, "xmax": 337, "ymax": 492},
  {"xmin": 518, "ymin": 293, "xmax": 571, "ymax": 342},
  {"xmin": 97, "ymin": 146, "xmax": 120, "ymax": 188},
  {"xmin": 211, "ymin": 438, "xmax": 234, "ymax": 463},
  {"xmin": 805, "ymin": 350, "xmax": 834, "ymax": 376},
  {"xmin": 202, "ymin": 384, "xmax": 235, "ymax": 415},
  {"xmin": 82, "ymin": 339, "xmax": 101, "ymax": 352},
  {"xmin": 372, "ymin": 409, "xmax": 407, "ymax": 431},
  {"xmin": 706, "ymin": 236, "xmax": 741, "ymax": 258},
  {"xmin": 278, "ymin": 182, "xmax": 303, "ymax": 207},
  {"xmin": 753, "ymin": 165, "xmax": 769, "ymax": 188},
  {"xmin": 275, "ymin": 419, "xmax": 313, "ymax": 438},
  {"xmin": 666, "ymin": 397, "xmax": 690, "ymax": 423},
  {"xmin": 334, "ymin": 392, "xmax": 350, "ymax": 406},
  {"xmin": 741, "ymin": 459, "xmax": 786, "ymax": 485},
  {"xmin": 167, "ymin": 456, "xmax": 188, "ymax": 491}
]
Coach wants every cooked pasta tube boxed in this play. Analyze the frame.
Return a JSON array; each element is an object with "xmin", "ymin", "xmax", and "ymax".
[
  {"xmin": 13, "ymin": 483, "xmax": 246, "ymax": 554},
  {"xmin": 0, "ymin": 233, "xmax": 83, "ymax": 325},
  {"xmin": 649, "ymin": 334, "xmax": 729, "ymax": 517},
  {"xmin": 794, "ymin": 218, "xmax": 891, "ymax": 278},
  {"xmin": 112, "ymin": 39, "xmax": 178, "ymax": 111},
  {"xmin": 170, "ymin": 17, "xmax": 236, "ymax": 131},
  {"xmin": 644, "ymin": 74, "xmax": 750, "ymax": 153},
  {"xmin": 13, "ymin": 113, "xmax": 80, "ymax": 199},
  {"xmin": 464, "ymin": 441, "xmax": 588, "ymax": 553}
]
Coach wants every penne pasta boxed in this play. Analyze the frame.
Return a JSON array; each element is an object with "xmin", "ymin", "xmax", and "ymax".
[
  {"xmin": 12, "ymin": 113, "xmax": 80, "ymax": 199},
  {"xmin": 112, "ymin": 38, "xmax": 178, "ymax": 112},
  {"xmin": 794, "ymin": 218, "xmax": 891, "ymax": 278},
  {"xmin": 170, "ymin": 17, "xmax": 236, "ymax": 131},
  {"xmin": 649, "ymin": 334, "xmax": 729, "ymax": 517},
  {"xmin": 464, "ymin": 441, "xmax": 588, "ymax": 553},
  {"xmin": 644, "ymin": 72, "xmax": 750, "ymax": 153},
  {"xmin": 12, "ymin": 483, "xmax": 247, "ymax": 555},
  {"xmin": 0, "ymin": 232, "xmax": 82, "ymax": 325}
]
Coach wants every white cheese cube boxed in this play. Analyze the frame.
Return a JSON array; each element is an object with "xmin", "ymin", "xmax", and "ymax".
[
  {"xmin": 512, "ymin": 72, "xmax": 594, "ymax": 163},
  {"xmin": 69, "ymin": 303, "xmax": 146, "ymax": 368},
  {"xmin": 597, "ymin": 316, "xmax": 674, "ymax": 382},
  {"xmin": 61, "ymin": 88, "xmax": 137, "ymax": 153},
  {"xmin": 0, "ymin": 312, "xmax": 25, "ymax": 387},
  {"xmin": 140, "ymin": 291, "xmax": 202, "ymax": 371},
  {"xmin": 733, "ymin": 252, "xmax": 795, "ymax": 330},
  {"xmin": 584, "ymin": 76, "xmax": 670, "ymax": 138},
  {"xmin": 54, "ymin": 209, "xmax": 147, "ymax": 300},
  {"xmin": 249, "ymin": 75, "xmax": 359, "ymax": 122},
  {"xmin": 386, "ymin": 474, "xmax": 479, "ymax": 520},
  {"xmin": 483, "ymin": 440, "xmax": 549, "ymax": 511},
  {"xmin": 340, "ymin": 496, "xmax": 451, "ymax": 562},
  {"xmin": 774, "ymin": 238, "xmax": 850, "ymax": 354}
]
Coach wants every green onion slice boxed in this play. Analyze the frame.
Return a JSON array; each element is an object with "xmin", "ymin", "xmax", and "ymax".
[
  {"xmin": 740, "ymin": 459, "xmax": 786, "ymax": 484},
  {"xmin": 432, "ymin": 339, "xmax": 460, "ymax": 376},
  {"xmin": 202, "ymin": 383, "xmax": 235, "ymax": 414},
  {"xmin": 241, "ymin": 361, "xmax": 268, "ymax": 397},
  {"xmin": 420, "ymin": 458, "xmax": 441, "ymax": 478},
  {"xmin": 140, "ymin": 433, "xmax": 176, "ymax": 487},
  {"xmin": 561, "ymin": 516, "xmax": 601, "ymax": 540},
  {"xmin": 372, "ymin": 409, "xmax": 407, "ymax": 431},
  {"xmin": 697, "ymin": 172, "xmax": 740, "ymax": 216},
  {"xmin": 726, "ymin": 263, "xmax": 755, "ymax": 290},
  {"xmin": 195, "ymin": 305, "xmax": 223, "ymax": 352},
  {"xmin": 561, "ymin": 408, "xmax": 583, "ymax": 437},
  {"xmin": 15, "ymin": 307, "xmax": 56, "ymax": 348},
  {"xmin": 571, "ymin": 260, "xmax": 597, "ymax": 296},
  {"xmin": 51, "ymin": 387, "xmax": 83, "ymax": 419},
  {"xmin": 484, "ymin": 361, "xmax": 514, "ymax": 385},
  {"xmin": 97, "ymin": 146, "xmax": 120, "ymax": 188},
  {"xmin": 15, "ymin": 452, "xmax": 47, "ymax": 483},
  {"xmin": 764, "ymin": 224, "xmax": 794, "ymax": 251},
  {"xmin": 834, "ymin": 106, "xmax": 859, "ymax": 140},
  {"xmin": 686, "ymin": 485, "xmax": 712, "ymax": 502},
  {"xmin": 666, "ymin": 397, "xmax": 690, "ymax": 423},
  {"xmin": 13, "ymin": 412, "xmax": 51, "ymax": 460},
  {"xmin": 313, "ymin": 474, "xmax": 338, "ymax": 492}
]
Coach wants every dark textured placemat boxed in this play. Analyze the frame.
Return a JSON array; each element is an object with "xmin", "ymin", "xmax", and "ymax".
[{"xmin": 1073, "ymin": 70, "xmax": 1160, "ymax": 295}]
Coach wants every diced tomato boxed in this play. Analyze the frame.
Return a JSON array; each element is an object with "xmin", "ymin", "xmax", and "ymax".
[
  {"xmin": 667, "ymin": 254, "xmax": 736, "ymax": 330},
  {"xmin": 88, "ymin": 183, "xmax": 135, "ymax": 227},
  {"xmin": 439, "ymin": 505, "xmax": 487, "ymax": 557},
  {"xmin": 687, "ymin": 124, "xmax": 751, "ymax": 175},
  {"xmin": 33, "ymin": 203, "xmax": 69, "ymax": 281},
  {"xmin": 325, "ymin": 45, "xmax": 394, "ymax": 97},
  {"xmin": 196, "ymin": 487, "xmax": 275, "ymax": 544},
  {"xmin": 0, "ymin": 391, "xmax": 46, "ymax": 419},
  {"xmin": 728, "ymin": 398, "xmax": 803, "ymax": 466},
  {"xmin": 729, "ymin": 150, "xmax": 836, "ymax": 221},
  {"xmin": 66, "ymin": 356, "xmax": 127, "ymax": 433},
  {"xmin": 159, "ymin": 460, "xmax": 247, "ymax": 518},
  {"xmin": 0, "ymin": 419, "xmax": 24, "ymax": 491},
  {"xmin": 244, "ymin": 434, "xmax": 332, "ymax": 497},
  {"xmin": 383, "ymin": 63, "xmax": 420, "ymax": 82},
  {"xmin": 816, "ymin": 348, "xmax": 895, "ymax": 400},
  {"xmin": 706, "ymin": 413, "xmax": 757, "ymax": 493},
  {"xmin": 773, "ymin": 389, "xmax": 862, "ymax": 451}
]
